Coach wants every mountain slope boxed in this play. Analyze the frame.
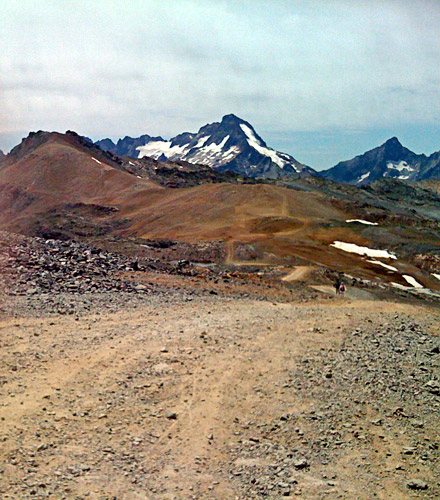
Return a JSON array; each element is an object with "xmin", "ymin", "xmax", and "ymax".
[
  {"xmin": 2, "ymin": 130, "xmax": 440, "ymax": 292},
  {"xmin": 0, "ymin": 131, "xmax": 162, "ymax": 236},
  {"xmin": 97, "ymin": 114, "xmax": 315, "ymax": 179},
  {"xmin": 320, "ymin": 137, "xmax": 440, "ymax": 185}
]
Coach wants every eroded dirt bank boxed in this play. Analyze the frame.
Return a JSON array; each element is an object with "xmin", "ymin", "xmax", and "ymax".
[{"xmin": 1, "ymin": 292, "xmax": 439, "ymax": 500}]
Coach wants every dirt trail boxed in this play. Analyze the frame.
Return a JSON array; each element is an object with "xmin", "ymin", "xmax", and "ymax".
[
  {"xmin": 282, "ymin": 266, "xmax": 314, "ymax": 281},
  {"xmin": 0, "ymin": 294, "xmax": 438, "ymax": 499},
  {"xmin": 224, "ymin": 192, "xmax": 312, "ymax": 266}
]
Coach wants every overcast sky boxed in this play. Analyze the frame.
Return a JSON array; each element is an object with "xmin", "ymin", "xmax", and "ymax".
[{"xmin": 2, "ymin": 0, "xmax": 440, "ymax": 169}]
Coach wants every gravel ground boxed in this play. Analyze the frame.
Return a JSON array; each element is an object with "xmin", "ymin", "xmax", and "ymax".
[{"xmin": 0, "ymin": 231, "xmax": 439, "ymax": 499}]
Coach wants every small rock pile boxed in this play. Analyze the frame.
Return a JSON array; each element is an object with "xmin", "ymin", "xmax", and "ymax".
[{"xmin": 0, "ymin": 231, "xmax": 158, "ymax": 296}]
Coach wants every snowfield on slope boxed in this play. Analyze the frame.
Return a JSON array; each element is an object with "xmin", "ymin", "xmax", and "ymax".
[
  {"xmin": 402, "ymin": 275, "xmax": 423, "ymax": 288},
  {"xmin": 346, "ymin": 219, "xmax": 378, "ymax": 226},
  {"xmin": 136, "ymin": 135, "xmax": 240, "ymax": 167},
  {"xmin": 385, "ymin": 161, "xmax": 415, "ymax": 180},
  {"xmin": 137, "ymin": 140, "xmax": 189, "ymax": 159},
  {"xmin": 331, "ymin": 241, "xmax": 397, "ymax": 259},
  {"xmin": 357, "ymin": 172, "xmax": 370, "ymax": 184},
  {"xmin": 367, "ymin": 260, "xmax": 398, "ymax": 272}
]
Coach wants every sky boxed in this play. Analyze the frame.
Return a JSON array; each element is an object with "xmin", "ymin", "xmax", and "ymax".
[{"xmin": 1, "ymin": 0, "xmax": 440, "ymax": 170}]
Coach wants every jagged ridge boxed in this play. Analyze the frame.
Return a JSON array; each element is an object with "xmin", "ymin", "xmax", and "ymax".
[{"xmin": 96, "ymin": 114, "xmax": 315, "ymax": 179}]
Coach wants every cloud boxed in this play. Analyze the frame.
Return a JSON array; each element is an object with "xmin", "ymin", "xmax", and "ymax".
[{"xmin": 1, "ymin": 0, "xmax": 439, "ymax": 167}]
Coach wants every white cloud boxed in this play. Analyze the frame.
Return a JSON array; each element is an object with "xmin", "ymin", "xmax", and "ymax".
[{"xmin": 1, "ymin": 0, "xmax": 440, "ymax": 161}]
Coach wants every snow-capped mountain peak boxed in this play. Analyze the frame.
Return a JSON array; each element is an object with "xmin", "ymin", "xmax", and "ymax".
[
  {"xmin": 97, "ymin": 115, "xmax": 314, "ymax": 179},
  {"xmin": 319, "ymin": 136, "xmax": 440, "ymax": 185}
]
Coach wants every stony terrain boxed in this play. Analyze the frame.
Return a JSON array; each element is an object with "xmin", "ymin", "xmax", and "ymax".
[{"xmin": 0, "ymin": 232, "xmax": 439, "ymax": 500}]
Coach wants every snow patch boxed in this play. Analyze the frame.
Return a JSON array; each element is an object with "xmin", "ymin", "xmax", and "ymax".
[
  {"xmin": 402, "ymin": 275, "xmax": 423, "ymax": 288},
  {"xmin": 367, "ymin": 260, "xmax": 398, "ymax": 272},
  {"xmin": 137, "ymin": 140, "xmax": 189, "ymax": 159},
  {"xmin": 91, "ymin": 157, "xmax": 102, "ymax": 164},
  {"xmin": 129, "ymin": 161, "xmax": 135, "ymax": 165},
  {"xmin": 240, "ymin": 123, "xmax": 298, "ymax": 171},
  {"xmin": 357, "ymin": 172, "xmax": 370, "ymax": 184},
  {"xmin": 221, "ymin": 145, "xmax": 241, "ymax": 160},
  {"xmin": 386, "ymin": 160, "xmax": 414, "ymax": 173},
  {"xmin": 346, "ymin": 219, "xmax": 378, "ymax": 226},
  {"xmin": 386, "ymin": 161, "xmax": 415, "ymax": 180},
  {"xmin": 193, "ymin": 135, "xmax": 210, "ymax": 149},
  {"xmin": 432, "ymin": 273, "xmax": 440, "ymax": 281},
  {"xmin": 187, "ymin": 137, "xmax": 240, "ymax": 166},
  {"xmin": 202, "ymin": 135, "xmax": 230, "ymax": 154},
  {"xmin": 331, "ymin": 241, "xmax": 397, "ymax": 259}
]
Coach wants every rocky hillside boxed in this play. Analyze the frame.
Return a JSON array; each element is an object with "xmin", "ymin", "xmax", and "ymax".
[
  {"xmin": 320, "ymin": 137, "xmax": 440, "ymax": 185},
  {"xmin": 96, "ymin": 114, "xmax": 315, "ymax": 179}
]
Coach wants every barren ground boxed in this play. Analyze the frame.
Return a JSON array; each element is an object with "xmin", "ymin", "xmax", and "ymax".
[{"xmin": 1, "ymin": 287, "xmax": 439, "ymax": 500}]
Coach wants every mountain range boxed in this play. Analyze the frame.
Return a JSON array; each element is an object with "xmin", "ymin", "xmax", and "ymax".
[
  {"xmin": 2, "ymin": 114, "xmax": 440, "ymax": 187},
  {"xmin": 96, "ymin": 115, "xmax": 440, "ymax": 184},
  {"xmin": 96, "ymin": 114, "xmax": 314, "ymax": 179}
]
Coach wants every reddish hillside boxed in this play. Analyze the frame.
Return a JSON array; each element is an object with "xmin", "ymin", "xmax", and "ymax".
[{"xmin": 0, "ymin": 131, "xmax": 163, "ymax": 232}]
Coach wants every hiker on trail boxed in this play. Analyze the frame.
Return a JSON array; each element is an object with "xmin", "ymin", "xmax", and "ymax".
[
  {"xmin": 334, "ymin": 278, "xmax": 341, "ymax": 294},
  {"xmin": 339, "ymin": 281, "xmax": 346, "ymax": 295}
]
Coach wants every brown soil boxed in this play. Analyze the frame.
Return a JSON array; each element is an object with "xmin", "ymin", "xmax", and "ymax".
[{"xmin": 1, "ymin": 289, "xmax": 438, "ymax": 500}]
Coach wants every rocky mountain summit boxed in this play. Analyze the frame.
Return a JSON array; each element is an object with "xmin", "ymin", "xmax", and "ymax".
[
  {"xmin": 96, "ymin": 114, "xmax": 315, "ymax": 179},
  {"xmin": 320, "ymin": 137, "xmax": 440, "ymax": 185},
  {"xmin": 4, "ymin": 130, "xmax": 125, "ymax": 172}
]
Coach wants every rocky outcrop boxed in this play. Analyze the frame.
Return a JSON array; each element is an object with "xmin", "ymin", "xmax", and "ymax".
[{"xmin": 0, "ymin": 231, "xmax": 156, "ymax": 296}]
